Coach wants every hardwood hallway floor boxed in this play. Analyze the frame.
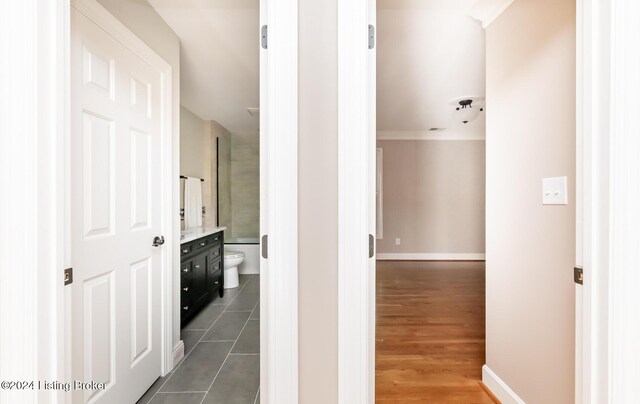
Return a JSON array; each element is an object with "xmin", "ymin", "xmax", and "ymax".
[{"xmin": 376, "ymin": 261, "xmax": 497, "ymax": 403}]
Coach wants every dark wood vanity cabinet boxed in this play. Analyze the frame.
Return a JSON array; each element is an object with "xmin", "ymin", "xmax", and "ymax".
[{"xmin": 180, "ymin": 231, "xmax": 224, "ymax": 326}]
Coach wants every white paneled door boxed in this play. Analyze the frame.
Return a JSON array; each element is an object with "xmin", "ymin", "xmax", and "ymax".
[{"xmin": 70, "ymin": 7, "xmax": 163, "ymax": 403}]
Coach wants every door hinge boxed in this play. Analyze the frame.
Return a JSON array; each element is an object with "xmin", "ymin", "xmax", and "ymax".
[
  {"xmin": 369, "ymin": 234, "xmax": 375, "ymax": 258},
  {"xmin": 574, "ymin": 266, "xmax": 583, "ymax": 285},
  {"xmin": 261, "ymin": 234, "xmax": 268, "ymax": 259},
  {"xmin": 368, "ymin": 25, "xmax": 375, "ymax": 49},
  {"xmin": 261, "ymin": 25, "xmax": 268, "ymax": 49},
  {"xmin": 64, "ymin": 267, "xmax": 73, "ymax": 286}
]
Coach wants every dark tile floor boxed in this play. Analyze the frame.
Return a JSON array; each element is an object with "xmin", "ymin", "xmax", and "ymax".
[{"xmin": 138, "ymin": 275, "xmax": 260, "ymax": 404}]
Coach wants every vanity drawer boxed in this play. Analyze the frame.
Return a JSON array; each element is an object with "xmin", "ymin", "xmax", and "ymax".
[
  {"xmin": 194, "ymin": 238, "xmax": 210, "ymax": 251},
  {"xmin": 209, "ymin": 232, "xmax": 222, "ymax": 244},
  {"xmin": 181, "ymin": 276, "xmax": 193, "ymax": 296},
  {"xmin": 209, "ymin": 271, "xmax": 222, "ymax": 290},
  {"xmin": 181, "ymin": 293, "xmax": 193, "ymax": 316},
  {"xmin": 209, "ymin": 258, "xmax": 222, "ymax": 275},
  {"xmin": 180, "ymin": 260, "xmax": 193, "ymax": 277},
  {"xmin": 209, "ymin": 244, "xmax": 222, "ymax": 261},
  {"xmin": 181, "ymin": 243, "xmax": 193, "ymax": 256}
]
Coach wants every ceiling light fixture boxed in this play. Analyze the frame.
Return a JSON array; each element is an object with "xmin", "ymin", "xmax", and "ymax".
[{"xmin": 450, "ymin": 96, "xmax": 485, "ymax": 124}]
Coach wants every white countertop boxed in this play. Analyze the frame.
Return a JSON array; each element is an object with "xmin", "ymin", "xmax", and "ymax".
[{"xmin": 180, "ymin": 226, "xmax": 227, "ymax": 244}]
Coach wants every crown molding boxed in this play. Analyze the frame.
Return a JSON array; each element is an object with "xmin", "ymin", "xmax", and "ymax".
[
  {"xmin": 377, "ymin": 130, "xmax": 486, "ymax": 141},
  {"xmin": 468, "ymin": 0, "xmax": 515, "ymax": 28}
]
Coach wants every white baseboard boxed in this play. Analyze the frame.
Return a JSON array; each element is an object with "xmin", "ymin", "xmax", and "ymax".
[
  {"xmin": 376, "ymin": 253, "xmax": 486, "ymax": 261},
  {"xmin": 482, "ymin": 365, "xmax": 526, "ymax": 404},
  {"xmin": 172, "ymin": 341, "xmax": 185, "ymax": 369}
]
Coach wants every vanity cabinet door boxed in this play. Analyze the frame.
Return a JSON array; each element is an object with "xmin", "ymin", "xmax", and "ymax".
[{"xmin": 192, "ymin": 253, "xmax": 209, "ymax": 308}]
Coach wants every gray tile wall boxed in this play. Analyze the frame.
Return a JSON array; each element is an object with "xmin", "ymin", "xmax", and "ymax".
[
  {"xmin": 230, "ymin": 132, "xmax": 259, "ymax": 239},
  {"xmin": 217, "ymin": 125, "xmax": 232, "ymax": 230}
]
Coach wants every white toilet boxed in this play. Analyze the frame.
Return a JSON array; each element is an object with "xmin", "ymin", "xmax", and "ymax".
[{"xmin": 223, "ymin": 249, "xmax": 245, "ymax": 289}]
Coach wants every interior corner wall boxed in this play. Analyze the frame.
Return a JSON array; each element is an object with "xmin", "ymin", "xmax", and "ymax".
[
  {"xmin": 180, "ymin": 106, "xmax": 206, "ymax": 179},
  {"xmin": 485, "ymin": 0, "xmax": 576, "ymax": 402},
  {"xmin": 96, "ymin": 0, "xmax": 184, "ymax": 363},
  {"xmin": 298, "ymin": 0, "xmax": 339, "ymax": 402},
  {"xmin": 376, "ymin": 140, "xmax": 486, "ymax": 255}
]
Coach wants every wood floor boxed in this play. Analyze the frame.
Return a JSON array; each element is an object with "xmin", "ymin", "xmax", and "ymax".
[{"xmin": 376, "ymin": 261, "xmax": 497, "ymax": 403}]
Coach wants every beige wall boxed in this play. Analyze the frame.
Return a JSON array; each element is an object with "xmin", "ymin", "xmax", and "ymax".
[
  {"xmin": 299, "ymin": 0, "xmax": 338, "ymax": 402},
  {"xmin": 377, "ymin": 140, "xmax": 485, "ymax": 254},
  {"xmin": 180, "ymin": 106, "xmax": 206, "ymax": 179},
  {"xmin": 180, "ymin": 106, "xmax": 219, "ymax": 228},
  {"xmin": 486, "ymin": 0, "xmax": 576, "ymax": 402},
  {"xmin": 96, "ymin": 0, "xmax": 185, "ymax": 364}
]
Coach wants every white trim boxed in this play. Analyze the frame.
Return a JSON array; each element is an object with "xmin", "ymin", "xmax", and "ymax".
[
  {"xmin": 482, "ymin": 365, "xmax": 526, "ymax": 404},
  {"xmin": 1, "ymin": 1, "xmax": 68, "ymax": 403},
  {"xmin": 468, "ymin": 0, "xmax": 515, "ymax": 28},
  {"xmin": 578, "ymin": 0, "xmax": 613, "ymax": 402},
  {"xmin": 575, "ymin": 0, "xmax": 585, "ymax": 400},
  {"xmin": 375, "ymin": 148, "xmax": 383, "ymax": 239},
  {"xmin": 261, "ymin": 0, "xmax": 299, "ymax": 402},
  {"xmin": 376, "ymin": 253, "xmax": 486, "ymax": 261},
  {"xmin": 338, "ymin": 0, "xmax": 376, "ymax": 402},
  {"xmin": 71, "ymin": 0, "xmax": 176, "ymax": 379},
  {"xmin": 608, "ymin": 0, "xmax": 640, "ymax": 401},
  {"xmin": 338, "ymin": 0, "xmax": 375, "ymax": 404},
  {"xmin": 377, "ymin": 130, "xmax": 486, "ymax": 141},
  {"xmin": 172, "ymin": 341, "xmax": 185, "ymax": 368}
]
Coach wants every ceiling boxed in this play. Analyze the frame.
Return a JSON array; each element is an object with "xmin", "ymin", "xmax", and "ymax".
[
  {"xmin": 148, "ymin": 0, "xmax": 484, "ymax": 137},
  {"xmin": 148, "ymin": 0, "xmax": 259, "ymax": 134},
  {"xmin": 377, "ymin": 0, "xmax": 486, "ymax": 137},
  {"xmin": 378, "ymin": 0, "xmax": 476, "ymax": 11}
]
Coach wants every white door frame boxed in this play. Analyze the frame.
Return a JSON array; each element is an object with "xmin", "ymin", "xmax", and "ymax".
[
  {"xmin": 260, "ymin": 0, "xmax": 299, "ymax": 403},
  {"xmin": 2, "ymin": 0, "xmax": 298, "ymax": 403},
  {"xmin": 577, "ymin": 0, "xmax": 612, "ymax": 402},
  {"xmin": 337, "ymin": 0, "xmax": 376, "ymax": 403},
  {"xmin": 0, "ymin": 1, "xmax": 68, "ymax": 403},
  {"xmin": 339, "ymin": 0, "xmax": 640, "ymax": 403},
  {"xmin": 577, "ymin": 0, "xmax": 640, "ymax": 402}
]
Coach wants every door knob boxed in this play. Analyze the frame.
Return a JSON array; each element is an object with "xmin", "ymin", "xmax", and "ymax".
[{"xmin": 152, "ymin": 236, "xmax": 165, "ymax": 247}]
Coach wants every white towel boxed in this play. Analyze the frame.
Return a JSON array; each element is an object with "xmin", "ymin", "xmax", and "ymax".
[{"xmin": 184, "ymin": 177, "xmax": 203, "ymax": 229}]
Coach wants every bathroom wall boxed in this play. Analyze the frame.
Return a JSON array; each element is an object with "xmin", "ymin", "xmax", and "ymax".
[
  {"xmin": 180, "ymin": 106, "xmax": 218, "ymax": 227},
  {"xmin": 216, "ymin": 130, "xmax": 259, "ymax": 241},
  {"xmin": 230, "ymin": 132, "xmax": 260, "ymax": 239},
  {"xmin": 180, "ymin": 106, "xmax": 206, "ymax": 178},
  {"xmin": 376, "ymin": 140, "xmax": 485, "ymax": 257},
  {"xmin": 217, "ymin": 124, "xmax": 232, "ymax": 231},
  {"xmin": 485, "ymin": 0, "xmax": 576, "ymax": 402}
]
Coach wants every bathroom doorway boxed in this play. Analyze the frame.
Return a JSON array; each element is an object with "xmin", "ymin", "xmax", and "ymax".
[{"xmin": 136, "ymin": 0, "xmax": 263, "ymax": 402}]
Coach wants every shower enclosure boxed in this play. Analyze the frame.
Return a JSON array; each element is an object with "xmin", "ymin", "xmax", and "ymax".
[{"xmin": 217, "ymin": 132, "xmax": 260, "ymax": 273}]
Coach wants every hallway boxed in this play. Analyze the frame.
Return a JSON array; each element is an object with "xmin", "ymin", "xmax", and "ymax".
[{"xmin": 376, "ymin": 261, "xmax": 496, "ymax": 403}]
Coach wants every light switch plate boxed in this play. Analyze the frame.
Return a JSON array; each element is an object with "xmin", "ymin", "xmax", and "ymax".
[{"xmin": 542, "ymin": 176, "xmax": 568, "ymax": 205}]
